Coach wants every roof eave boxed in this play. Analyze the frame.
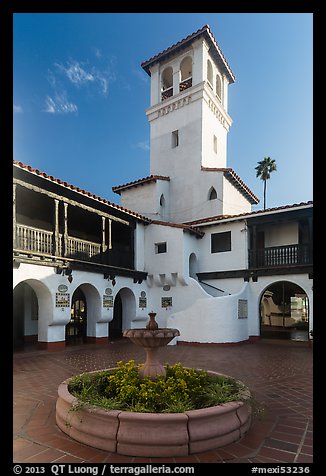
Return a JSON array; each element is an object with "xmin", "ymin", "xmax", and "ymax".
[{"xmin": 141, "ymin": 25, "xmax": 235, "ymax": 84}]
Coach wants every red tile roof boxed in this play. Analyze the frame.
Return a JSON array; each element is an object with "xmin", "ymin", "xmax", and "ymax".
[
  {"xmin": 141, "ymin": 24, "xmax": 235, "ymax": 84},
  {"xmin": 185, "ymin": 201, "xmax": 313, "ymax": 226},
  {"xmin": 112, "ymin": 175, "xmax": 170, "ymax": 195},
  {"xmin": 201, "ymin": 166, "xmax": 259, "ymax": 204},
  {"xmin": 13, "ymin": 161, "xmax": 151, "ymax": 223},
  {"xmin": 150, "ymin": 220, "xmax": 204, "ymax": 237}
]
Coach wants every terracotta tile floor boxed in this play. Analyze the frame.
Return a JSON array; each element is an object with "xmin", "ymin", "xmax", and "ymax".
[{"xmin": 13, "ymin": 339, "xmax": 313, "ymax": 464}]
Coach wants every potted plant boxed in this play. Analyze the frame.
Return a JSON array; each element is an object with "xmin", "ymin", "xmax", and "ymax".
[{"xmin": 290, "ymin": 320, "xmax": 309, "ymax": 342}]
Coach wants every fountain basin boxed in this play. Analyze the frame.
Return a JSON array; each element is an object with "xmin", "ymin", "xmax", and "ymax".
[
  {"xmin": 123, "ymin": 328, "xmax": 180, "ymax": 347},
  {"xmin": 56, "ymin": 369, "xmax": 252, "ymax": 457}
]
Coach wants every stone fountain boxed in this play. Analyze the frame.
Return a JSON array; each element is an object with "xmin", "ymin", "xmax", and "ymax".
[
  {"xmin": 123, "ymin": 311, "xmax": 180, "ymax": 379},
  {"xmin": 56, "ymin": 311, "xmax": 252, "ymax": 457}
]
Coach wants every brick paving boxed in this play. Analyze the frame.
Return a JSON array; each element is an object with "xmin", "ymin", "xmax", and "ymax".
[{"xmin": 13, "ymin": 339, "xmax": 313, "ymax": 464}]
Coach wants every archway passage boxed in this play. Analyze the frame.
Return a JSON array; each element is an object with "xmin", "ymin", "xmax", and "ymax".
[
  {"xmin": 110, "ymin": 293, "xmax": 123, "ymax": 339},
  {"xmin": 260, "ymin": 281, "xmax": 309, "ymax": 339},
  {"xmin": 66, "ymin": 288, "xmax": 87, "ymax": 345}
]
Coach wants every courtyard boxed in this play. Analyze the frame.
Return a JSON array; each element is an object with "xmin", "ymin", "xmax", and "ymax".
[{"xmin": 13, "ymin": 338, "xmax": 312, "ymax": 464}]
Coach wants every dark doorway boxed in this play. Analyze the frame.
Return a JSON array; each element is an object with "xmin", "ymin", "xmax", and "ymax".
[
  {"xmin": 13, "ymin": 282, "xmax": 39, "ymax": 350},
  {"xmin": 13, "ymin": 283, "xmax": 25, "ymax": 350},
  {"xmin": 110, "ymin": 293, "xmax": 123, "ymax": 338},
  {"xmin": 66, "ymin": 288, "xmax": 87, "ymax": 344}
]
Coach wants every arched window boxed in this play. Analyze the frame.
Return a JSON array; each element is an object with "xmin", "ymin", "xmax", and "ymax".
[
  {"xmin": 216, "ymin": 74, "xmax": 222, "ymax": 101},
  {"xmin": 161, "ymin": 67, "xmax": 173, "ymax": 101},
  {"xmin": 159, "ymin": 194, "xmax": 166, "ymax": 219},
  {"xmin": 208, "ymin": 187, "xmax": 217, "ymax": 200},
  {"xmin": 160, "ymin": 194, "xmax": 165, "ymax": 207},
  {"xmin": 207, "ymin": 60, "xmax": 213, "ymax": 89},
  {"xmin": 179, "ymin": 56, "xmax": 192, "ymax": 92}
]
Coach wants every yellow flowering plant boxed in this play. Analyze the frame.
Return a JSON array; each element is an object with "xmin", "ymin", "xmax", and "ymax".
[{"xmin": 68, "ymin": 360, "xmax": 246, "ymax": 413}]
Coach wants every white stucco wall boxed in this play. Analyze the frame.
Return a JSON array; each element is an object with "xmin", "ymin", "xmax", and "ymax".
[
  {"xmin": 167, "ymin": 283, "xmax": 250, "ymax": 343},
  {"xmin": 198, "ymin": 221, "xmax": 248, "ymax": 273},
  {"xmin": 167, "ymin": 272, "xmax": 313, "ymax": 344},
  {"xmin": 145, "ymin": 81, "xmax": 234, "ymax": 223},
  {"xmin": 222, "ymin": 177, "xmax": 252, "ymax": 215},
  {"xmin": 144, "ymin": 224, "xmax": 185, "ymax": 278},
  {"xmin": 120, "ymin": 183, "xmax": 156, "ymax": 218}
]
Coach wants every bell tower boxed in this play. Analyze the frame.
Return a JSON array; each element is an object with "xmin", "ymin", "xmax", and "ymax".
[
  {"xmin": 140, "ymin": 25, "xmax": 240, "ymax": 222},
  {"xmin": 114, "ymin": 26, "xmax": 259, "ymax": 222}
]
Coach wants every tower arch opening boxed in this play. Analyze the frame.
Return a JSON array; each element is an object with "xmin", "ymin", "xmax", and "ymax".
[
  {"xmin": 161, "ymin": 66, "xmax": 173, "ymax": 101},
  {"xmin": 216, "ymin": 74, "xmax": 222, "ymax": 102},
  {"xmin": 179, "ymin": 56, "xmax": 192, "ymax": 92},
  {"xmin": 207, "ymin": 59, "xmax": 213, "ymax": 88}
]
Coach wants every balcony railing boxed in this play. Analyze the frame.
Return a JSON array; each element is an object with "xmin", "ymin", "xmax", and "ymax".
[
  {"xmin": 15, "ymin": 224, "xmax": 54, "ymax": 255},
  {"xmin": 15, "ymin": 224, "xmax": 100, "ymax": 261},
  {"xmin": 161, "ymin": 86, "xmax": 173, "ymax": 101},
  {"xmin": 14, "ymin": 223, "xmax": 137, "ymax": 272},
  {"xmin": 249, "ymin": 244, "xmax": 311, "ymax": 268},
  {"xmin": 179, "ymin": 77, "xmax": 192, "ymax": 92},
  {"xmin": 66, "ymin": 236, "xmax": 101, "ymax": 261}
]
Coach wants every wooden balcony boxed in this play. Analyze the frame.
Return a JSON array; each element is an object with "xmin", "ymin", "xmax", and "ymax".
[
  {"xmin": 67, "ymin": 236, "xmax": 101, "ymax": 262},
  {"xmin": 15, "ymin": 224, "xmax": 56, "ymax": 255},
  {"xmin": 249, "ymin": 244, "xmax": 311, "ymax": 269},
  {"xmin": 15, "ymin": 224, "xmax": 101, "ymax": 262}
]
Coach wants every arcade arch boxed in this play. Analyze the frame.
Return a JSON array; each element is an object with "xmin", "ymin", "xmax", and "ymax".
[
  {"xmin": 259, "ymin": 280, "xmax": 309, "ymax": 339},
  {"xmin": 13, "ymin": 279, "xmax": 52, "ymax": 349}
]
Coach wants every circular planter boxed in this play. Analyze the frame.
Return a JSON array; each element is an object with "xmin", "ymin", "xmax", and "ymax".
[{"xmin": 56, "ymin": 370, "xmax": 252, "ymax": 457}]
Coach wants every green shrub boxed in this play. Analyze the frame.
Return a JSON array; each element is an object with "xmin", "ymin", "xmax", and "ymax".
[{"xmin": 68, "ymin": 360, "xmax": 249, "ymax": 413}]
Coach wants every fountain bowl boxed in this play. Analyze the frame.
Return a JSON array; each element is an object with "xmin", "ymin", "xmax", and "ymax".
[{"xmin": 123, "ymin": 312, "xmax": 180, "ymax": 379}]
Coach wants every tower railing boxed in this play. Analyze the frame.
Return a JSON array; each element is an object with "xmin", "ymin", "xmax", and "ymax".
[{"xmin": 161, "ymin": 87, "xmax": 173, "ymax": 101}]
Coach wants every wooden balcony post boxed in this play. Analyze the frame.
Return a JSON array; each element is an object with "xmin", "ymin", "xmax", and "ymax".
[
  {"xmin": 108, "ymin": 219, "xmax": 112, "ymax": 250},
  {"xmin": 252, "ymin": 225, "xmax": 257, "ymax": 268},
  {"xmin": 101, "ymin": 216, "xmax": 107, "ymax": 253},
  {"xmin": 63, "ymin": 202, "xmax": 68, "ymax": 257},
  {"xmin": 54, "ymin": 199, "xmax": 60, "ymax": 256}
]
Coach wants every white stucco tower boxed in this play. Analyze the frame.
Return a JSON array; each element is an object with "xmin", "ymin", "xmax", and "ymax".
[{"xmin": 113, "ymin": 25, "xmax": 259, "ymax": 222}]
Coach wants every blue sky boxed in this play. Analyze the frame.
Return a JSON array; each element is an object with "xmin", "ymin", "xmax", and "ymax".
[{"xmin": 13, "ymin": 13, "xmax": 313, "ymax": 213}]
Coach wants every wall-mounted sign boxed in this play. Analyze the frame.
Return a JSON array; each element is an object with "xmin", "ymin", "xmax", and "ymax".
[
  {"xmin": 163, "ymin": 285, "xmax": 171, "ymax": 291},
  {"xmin": 58, "ymin": 284, "xmax": 68, "ymax": 293},
  {"xmin": 105, "ymin": 288, "xmax": 113, "ymax": 296},
  {"xmin": 238, "ymin": 299, "xmax": 248, "ymax": 319},
  {"xmin": 162, "ymin": 297, "xmax": 172, "ymax": 308},
  {"xmin": 139, "ymin": 297, "xmax": 147, "ymax": 309},
  {"xmin": 103, "ymin": 295, "xmax": 113, "ymax": 308},
  {"xmin": 140, "ymin": 291, "xmax": 146, "ymax": 298},
  {"xmin": 56, "ymin": 293, "xmax": 70, "ymax": 308}
]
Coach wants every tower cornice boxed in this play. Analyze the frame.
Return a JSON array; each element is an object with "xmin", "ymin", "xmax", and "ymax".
[{"xmin": 145, "ymin": 81, "xmax": 232, "ymax": 130}]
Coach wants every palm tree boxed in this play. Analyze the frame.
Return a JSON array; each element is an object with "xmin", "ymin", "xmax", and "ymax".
[{"xmin": 255, "ymin": 157, "xmax": 277, "ymax": 210}]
